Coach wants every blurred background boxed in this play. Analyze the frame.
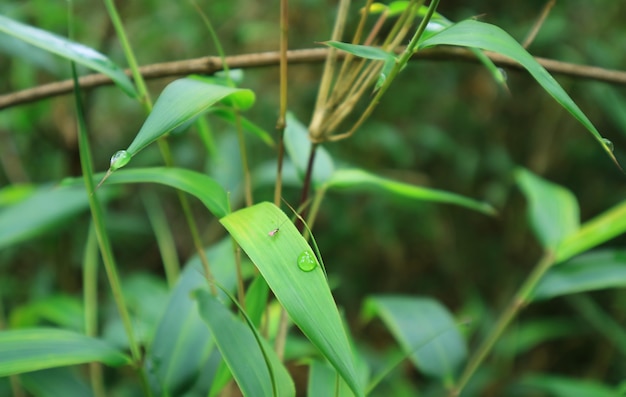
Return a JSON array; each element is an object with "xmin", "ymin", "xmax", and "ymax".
[{"xmin": 1, "ymin": 0, "xmax": 626, "ymax": 394}]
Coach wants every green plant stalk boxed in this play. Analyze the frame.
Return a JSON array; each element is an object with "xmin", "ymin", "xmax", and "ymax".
[
  {"xmin": 103, "ymin": 0, "xmax": 152, "ymax": 110},
  {"xmin": 143, "ymin": 193, "xmax": 181, "ymax": 287},
  {"xmin": 450, "ymin": 250, "xmax": 555, "ymax": 396},
  {"xmin": 83, "ymin": 224, "xmax": 106, "ymax": 397},
  {"xmin": 71, "ymin": 65, "xmax": 152, "ymax": 396},
  {"xmin": 273, "ymin": 0, "xmax": 289, "ymax": 207},
  {"xmin": 103, "ymin": 0, "xmax": 219, "ymax": 295},
  {"xmin": 329, "ymin": 0, "xmax": 438, "ymax": 142},
  {"xmin": 195, "ymin": 116, "xmax": 217, "ymax": 157}
]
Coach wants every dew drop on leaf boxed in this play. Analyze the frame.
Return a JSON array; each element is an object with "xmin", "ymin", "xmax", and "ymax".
[
  {"xmin": 297, "ymin": 250, "xmax": 317, "ymax": 272},
  {"xmin": 497, "ymin": 67, "xmax": 508, "ymax": 82},
  {"xmin": 601, "ymin": 138, "xmax": 614, "ymax": 153},
  {"xmin": 110, "ymin": 150, "xmax": 131, "ymax": 171}
]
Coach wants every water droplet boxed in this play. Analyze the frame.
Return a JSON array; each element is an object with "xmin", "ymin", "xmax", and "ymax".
[
  {"xmin": 297, "ymin": 250, "xmax": 317, "ymax": 272},
  {"xmin": 602, "ymin": 138, "xmax": 614, "ymax": 152},
  {"xmin": 497, "ymin": 68, "xmax": 508, "ymax": 82},
  {"xmin": 110, "ymin": 150, "xmax": 131, "ymax": 171}
]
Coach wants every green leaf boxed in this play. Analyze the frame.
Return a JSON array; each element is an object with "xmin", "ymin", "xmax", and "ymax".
[
  {"xmin": 532, "ymin": 250, "xmax": 626, "ymax": 301},
  {"xmin": 363, "ymin": 296, "xmax": 467, "ymax": 382},
  {"xmin": 9, "ymin": 295, "xmax": 84, "ymax": 332},
  {"xmin": 147, "ymin": 238, "xmax": 238, "ymax": 396},
  {"xmin": 0, "ymin": 185, "xmax": 96, "ymax": 249},
  {"xmin": 102, "ymin": 167, "xmax": 230, "ymax": 218},
  {"xmin": 21, "ymin": 367, "xmax": 93, "ymax": 397},
  {"xmin": 556, "ymin": 201, "xmax": 626, "ymax": 263},
  {"xmin": 419, "ymin": 20, "xmax": 619, "ymax": 166},
  {"xmin": 0, "ymin": 328, "xmax": 131, "ymax": 376},
  {"xmin": 195, "ymin": 289, "xmax": 295, "ymax": 397},
  {"xmin": 212, "ymin": 108, "xmax": 274, "ymax": 146},
  {"xmin": 325, "ymin": 168, "xmax": 496, "ymax": 215},
  {"xmin": 284, "ymin": 112, "xmax": 335, "ymax": 186},
  {"xmin": 515, "ymin": 168, "xmax": 579, "ymax": 250},
  {"xmin": 308, "ymin": 360, "xmax": 354, "ymax": 397},
  {"xmin": 324, "ymin": 41, "xmax": 395, "ymax": 61},
  {"xmin": 0, "ymin": 15, "xmax": 137, "ymax": 97},
  {"xmin": 124, "ymin": 78, "xmax": 255, "ymax": 157},
  {"xmin": 519, "ymin": 374, "xmax": 619, "ymax": 397},
  {"xmin": 220, "ymin": 202, "xmax": 363, "ymax": 397},
  {"xmin": 495, "ymin": 318, "xmax": 577, "ymax": 357}
]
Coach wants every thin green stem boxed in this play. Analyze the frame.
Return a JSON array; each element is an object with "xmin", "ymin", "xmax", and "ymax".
[
  {"xmin": 102, "ymin": 0, "xmax": 152, "ymax": 110},
  {"xmin": 83, "ymin": 224, "xmax": 106, "ymax": 397},
  {"xmin": 449, "ymin": 251, "xmax": 555, "ymax": 396},
  {"xmin": 71, "ymin": 63, "xmax": 151, "ymax": 396},
  {"xmin": 274, "ymin": 0, "xmax": 289, "ymax": 206},
  {"xmin": 328, "ymin": 0, "xmax": 438, "ymax": 142},
  {"xmin": 143, "ymin": 193, "xmax": 181, "ymax": 288}
]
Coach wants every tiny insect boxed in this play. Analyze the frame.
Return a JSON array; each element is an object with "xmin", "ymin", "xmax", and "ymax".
[{"xmin": 268, "ymin": 213, "xmax": 289, "ymax": 237}]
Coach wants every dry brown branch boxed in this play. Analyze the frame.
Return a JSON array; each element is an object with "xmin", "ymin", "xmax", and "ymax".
[{"xmin": 2, "ymin": 46, "xmax": 626, "ymax": 110}]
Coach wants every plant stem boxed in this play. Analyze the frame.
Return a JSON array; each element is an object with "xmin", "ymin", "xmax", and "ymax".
[
  {"xmin": 449, "ymin": 251, "xmax": 555, "ymax": 396},
  {"xmin": 83, "ymin": 224, "xmax": 106, "ymax": 397},
  {"xmin": 329, "ymin": 0, "xmax": 439, "ymax": 142},
  {"xmin": 103, "ymin": 0, "xmax": 152, "ymax": 110},
  {"xmin": 71, "ymin": 65, "xmax": 152, "ymax": 397},
  {"xmin": 274, "ymin": 0, "xmax": 289, "ymax": 206}
]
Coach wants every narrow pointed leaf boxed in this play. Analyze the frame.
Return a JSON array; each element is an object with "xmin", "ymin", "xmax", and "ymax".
[
  {"xmin": 125, "ymin": 78, "xmax": 255, "ymax": 157},
  {"xmin": 0, "ymin": 328, "xmax": 131, "ymax": 376},
  {"xmin": 196, "ymin": 289, "xmax": 295, "ymax": 397},
  {"xmin": 0, "ymin": 185, "xmax": 100, "ymax": 249},
  {"xmin": 324, "ymin": 41, "xmax": 395, "ymax": 61},
  {"xmin": 363, "ymin": 296, "xmax": 467, "ymax": 381},
  {"xmin": 419, "ymin": 20, "xmax": 618, "ymax": 166},
  {"xmin": 556, "ymin": 201, "xmax": 626, "ymax": 263},
  {"xmin": 0, "ymin": 15, "xmax": 136, "ymax": 97},
  {"xmin": 101, "ymin": 167, "xmax": 229, "ymax": 218},
  {"xmin": 147, "ymin": 239, "xmax": 237, "ymax": 396},
  {"xmin": 519, "ymin": 375, "xmax": 618, "ymax": 397},
  {"xmin": 326, "ymin": 168, "xmax": 496, "ymax": 215},
  {"xmin": 220, "ymin": 202, "xmax": 363, "ymax": 397},
  {"xmin": 532, "ymin": 250, "xmax": 626, "ymax": 301},
  {"xmin": 515, "ymin": 168, "xmax": 579, "ymax": 250}
]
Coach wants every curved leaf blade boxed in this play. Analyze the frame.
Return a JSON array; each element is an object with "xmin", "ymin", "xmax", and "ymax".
[
  {"xmin": 103, "ymin": 167, "xmax": 230, "ymax": 218},
  {"xmin": 532, "ymin": 250, "xmax": 626, "ymax": 301},
  {"xmin": 146, "ymin": 239, "xmax": 237, "ymax": 396},
  {"xmin": 324, "ymin": 41, "xmax": 395, "ymax": 61},
  {"xmin": 326, "ymin": 168, "xmax": 496, "ymax": 215},
  {"xmin": 419, "ymin": 20, "xmax": 618, "ymax": 166},
  {"xmin": 196, "ymin": 289, "xmax": 295, "ymax": 397},
  {"xmin": 556, "ymin": 201, "xmax": 626, "ymax": 263},
  {"xmin": 125, "ymin": 78, "xmax": 255, "ymax": 156},
  {"xmin": 515, "ymin": 168, "xmax": 579, "ymax": 250},
  {"xmin": 220, "ymin": 202, "xmax": 363, "ymax": 397},
  {"xmin": 0, "ymin": 328, "xmax": 131, "ymax": 377},
  {"xmin": 0, "ymin": 15, "xmax": 136, "ymax": 97},
  {"xmin": 363, "ymin": 296, "xmax": 467, "ymax": 381},
  {"xmin": 0, "ymin": 185, "xmax": 96, "ymax": 249}
]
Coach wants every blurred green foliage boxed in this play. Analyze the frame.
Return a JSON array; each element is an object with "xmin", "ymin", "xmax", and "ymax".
[{"xmin": 1, "ymin": 0, "xmax": 626, "ymax": 395}]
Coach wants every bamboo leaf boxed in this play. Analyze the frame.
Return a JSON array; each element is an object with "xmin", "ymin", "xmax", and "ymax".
[
  {"xmin": 220, "ymin": 202, "xmax": 363, "ymax": 397},
  {"xmin": 363, "ymin": 296, "xmax": 467, "ymax": 381},
  {"xmin": 556, "ymin": 201, "xmax": 626, "ymax": 263},
  {"xmin": 532, "ymin": 250, "xmax": 626, "ymax": 301},
  {"xmin": 419, "ymin": 20, "xmax": 619, "ymax": 166},
  {"xmin": 0, "ymin": 328, "xmax": 131, "ymax": 377},
  {"xmin": 195, "ymin": 289, "xmax": 295, "ymax": 397},
  {"xmin": 515, "ymin": 168, "xmax": 579, "ymax": 250},
  {"xmin": 107, "ymin": 78, "xmax": 255, "ymax": 172},
  {"xmin": 324, "ymin": 41, "xmax": 395, "ymax": 61},
  {"xmin": 325, "ymin": 168, "xmax": 496, "ymax": 215},
  {"xmin": 102, "ymin": 167, "xmax": 230, "ymax": 218},
  {"xmin": 0, "ymin": 15, "xmax": 136, "ymax": 97}
]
